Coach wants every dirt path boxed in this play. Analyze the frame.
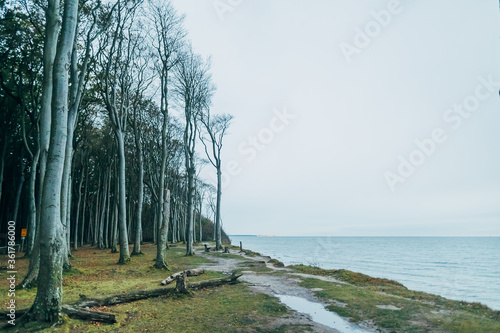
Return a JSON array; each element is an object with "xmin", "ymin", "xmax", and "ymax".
[{"xmin": 196, "ymin": 247, "xmax": 375, "ymax": 333}]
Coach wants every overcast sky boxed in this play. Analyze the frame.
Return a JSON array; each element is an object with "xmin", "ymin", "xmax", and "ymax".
[{"xmin": 170, "ymin": 0, "xmax": 500, "ymax": 236}]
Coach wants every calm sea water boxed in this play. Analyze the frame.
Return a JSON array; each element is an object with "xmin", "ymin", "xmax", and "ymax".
[{"xmin": 230, "ymin": 236, "xmax": 500, "ymax": 310}]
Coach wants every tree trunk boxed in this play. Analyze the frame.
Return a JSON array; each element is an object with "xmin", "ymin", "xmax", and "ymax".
[
  {"xmin": 98, "ymin": 171, "xmax": 106, "ymax": 249},
  {"xmin": 186, "ymin": 169, "xmax": 195, "ymax": 256},
  {"xmin": 26, "ymin": 147, "xmax": 40, "ymax": 256},
  {"xmin": 115, "ymin": 132, "xmax": 129, "ymax": 263},
  {"xmin": 28, "ymin": 0, "xmax": 79, "ymax": 322},
  {"xmin": 215, "ymin": 169, "xmax": 222, "ymax": 250},
  {"xmin": 199, "ymin": 198, "xmax": 202, "ymax": 242},
  {"xmin": 61, "ymin": 105, "xmax": 77, "ymax": 262},
  {"xmin": 132, "ymin": 126, "xmax": 143, "ymax": 255},
  {"xmin": 154, "ymin": 189, "xmax": 170, "ymax": 269},
  {"xmin": 104, "ymin": 169, "xmax": 111, "ymax": 249},
  {"xmin": 80, "ymin": 170, "xmax": 87, "ymax": 246},
  {"xmin": 73, "ymin": 164, "xmax": 83, "ymax": 251}
]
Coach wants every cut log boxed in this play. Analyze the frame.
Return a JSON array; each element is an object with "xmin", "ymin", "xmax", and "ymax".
[
  {"xmin": 161, "ymin": 268, "xmax": 205, "ymax": 285},
  {"xmin": 62, "ymin": 305, "xmax": 116, "ymax": 323}
]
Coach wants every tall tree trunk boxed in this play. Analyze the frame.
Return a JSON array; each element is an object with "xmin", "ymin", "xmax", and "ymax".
[
  {"xmin": 156, "ymin": 106, "xmax": 168, "ymax": 262},
  {"xmin": 26, "ymin": 146, "xmax": 40, "ymax": 256},
  {"xmin": 80, "ymin": 169, "xmax": 87, "ymax": 246},
  {"xmin": 110, "ymin": 173, "xmax": 118, "ymax": 253},
  {"xmin": 73, "ymin": 163, "xmax": 84, "ymax": 251},
  {"xmin": 28, "ymin": 0, "xmax": 79, "ymax": 322},
  {"xmin": 104, "ymin": 169, "xmax": 111, "ymax": 249},
  {"xmin": 116, "ymin": 133, "xmax": 129, "ymax": 263},
  {"xmin": 132, "ymin": 126, "xmax": 143, "ymax": 255},
  {"xmin": 186, "ymin": 170, "xmax": 195, "ymax": 256},
  {"xmin": 60, "ymin": 107, "xmax": 77, "ymax": 262},
  {"xmin": 154, "ymin": 189, "xmax": 170, "ymax": 269},
  {"xmin": 98, "ymin": 171, "xmax": 107, "ymax": 249},
  {"xmin": 215, "ymin": 169, "xmax": 222, "ymax": 250},
  {"xmin": 199, "ymin": 198, "xmax": 202, "ymax": 242}
]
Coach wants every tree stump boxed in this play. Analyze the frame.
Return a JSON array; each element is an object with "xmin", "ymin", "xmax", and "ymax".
[
  {"xmin": 240, "ymin": 241, "xmax": 243, "ymax": 252},
  {"xmin": 224, "ymin": 246, "xmax": 229, "ymax": 253},
  {"xmin": 204, "ymin": 244, "xmax": 211, "ymax": 252},
  {"xmin": 175, "ymin": 273, "xmax": 188, "ymax": 293}
]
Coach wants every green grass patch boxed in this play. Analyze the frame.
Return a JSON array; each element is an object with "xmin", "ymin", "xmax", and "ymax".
[
  {"xmin": 290, "ymin": 264, "xmax": 404, "ymax": 287},
  {"xmin": 298, "ymin": 276, "xmax": 500, "ymax": 333}
]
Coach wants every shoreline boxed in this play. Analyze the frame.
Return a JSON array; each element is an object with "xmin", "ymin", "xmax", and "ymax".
[
  {"xmin": 227, "ymin": 243, "xmax": 500, "ymax": 332},
  {"xmin": 230, "ymin": 236, "xmax": 500, "ymax": 311}
]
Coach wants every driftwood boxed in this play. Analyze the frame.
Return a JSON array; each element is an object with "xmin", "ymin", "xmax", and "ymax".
[
  {"xmin": 2, "ymin": 273, "xmax": 241, "ymax": 327},
  {"xmin": 161, "ymin": 268, "xmax": 205, "ymax": 285}
]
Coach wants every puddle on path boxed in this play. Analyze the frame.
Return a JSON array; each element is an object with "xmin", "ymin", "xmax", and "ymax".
[{"xmin": 276, "ymin": 295, "xmax": 369, "ymax": 333}]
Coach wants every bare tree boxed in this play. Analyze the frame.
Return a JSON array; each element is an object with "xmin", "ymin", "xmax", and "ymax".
[
  {"xmin": 96, "ymin": 0, "xmax": 142, "ymax": 264},
  {"xmin": 174, "ymin": 49, "xmax": 214, "ymax": 256},
  {"xmin": 199, "ymin": 110, "xmax": 233, "ymax": 250},
  {"xmin": 149, "ymin": 0, "xmax": 185, "ymax": 268}
]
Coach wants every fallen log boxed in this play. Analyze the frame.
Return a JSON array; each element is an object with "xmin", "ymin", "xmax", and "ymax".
[
  {"xmin": 189, "ymin": 273, "xmax": 242, "ymax": 290},
  {"xmin": 2, "ymin": 273, "xmax": 243, "ymax": 326},
  {"xmin": 161, "ymin": 268, "xmax": 205, "ymax": 285},
  {"xmin": 75, "ymin": 273, "xmax": 242, "ymax": 308},
  {"xmin": 62, "ymin": 305, "xmax": 116, "ymax": 323}
]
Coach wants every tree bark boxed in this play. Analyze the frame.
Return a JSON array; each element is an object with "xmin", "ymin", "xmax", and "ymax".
[
  {"xmin": 132, "ymin": 124, "xmax": 143, "ymax": 255},
  {"xmin": 155, "ymin": 189, "xmax": 170, "ymax": 269},
  {"xmin": 28, "ymin": 0, "xmax": 79, "ymax": 323},
  {"xmin": 115, "ymin": 132, "xmax": 130, "ymax": 263},
  {"xmin": 215, "ymin": 169, "xmax": 222, "ymax": 250},
  {"xmin": 26, "ymin": 147, "xmax": 40, "ymax": 256}
]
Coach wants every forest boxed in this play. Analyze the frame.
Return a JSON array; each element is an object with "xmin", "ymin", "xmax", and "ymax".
[{"xmin": 0, "ymin": 0, "xmax": 233, "ymax": 324}]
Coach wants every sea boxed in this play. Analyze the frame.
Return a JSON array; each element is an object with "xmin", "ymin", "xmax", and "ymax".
[{"xmin": 230, "ymin": 236, "xmax": 500, "ymax": 311}]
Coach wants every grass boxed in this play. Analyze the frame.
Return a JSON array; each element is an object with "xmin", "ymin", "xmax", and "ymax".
[
  {"xmin": 291, "ymin": 265, "xmax": 500, "ymax": 333},
  {"xmin": 0, "ymin": 243, "xmax": 300, "ymax": 332}
]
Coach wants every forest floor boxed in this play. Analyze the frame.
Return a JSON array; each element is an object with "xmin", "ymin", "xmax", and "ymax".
[{"xmin": 1, "ymin": 243, "xmax": 499, "ymax": 332}]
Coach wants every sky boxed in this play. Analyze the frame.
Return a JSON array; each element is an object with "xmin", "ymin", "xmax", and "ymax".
[{"xmin": 170, "ymin": 0, "xmax": 500, "ymax": 236}]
